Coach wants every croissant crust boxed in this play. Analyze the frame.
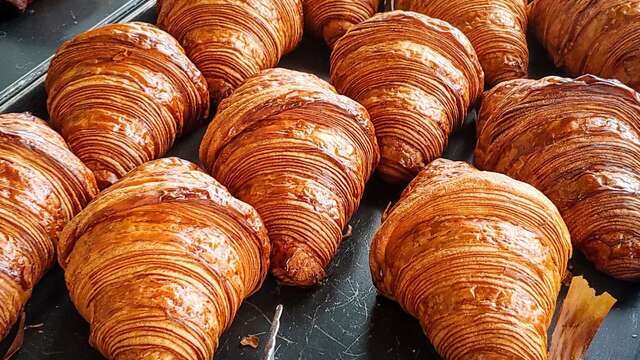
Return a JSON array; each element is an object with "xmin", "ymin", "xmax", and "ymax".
[
  {"xmin": 303, "ymin": 0, "xmax": 381, "ymax": 48},
  {"xmin": 46, "ymin": 22, "xmax": 210, "ymax": 189},
  {"xmin": 200, "ymin": 68, "xmax": 379, "ymax": 286},
  {"xmin": 0, "ymin": 113, "xmax": 97, "ymax": 340},
  {"xmin": 370, "ymin": 159, "xmax": 571, "ymax": 360},
  {"xmin": 476, "ymin": 75, "xmax": 640, "ymax": 281},
  {"xmin": 157, "ymin": 0, "xmax": 304, "ymax": 103},
  {"xmin": 331, "ymin": 11, "xmax": 484, "ymax": 183},
  {"xmin": 58, "ymin": 157, "xmax": 270, "ymax": 360}
]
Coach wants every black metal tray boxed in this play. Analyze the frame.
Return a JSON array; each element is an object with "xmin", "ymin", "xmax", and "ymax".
[{"xmin": 1, "ymin": 3, "xmax": 640, "ymax": 360}]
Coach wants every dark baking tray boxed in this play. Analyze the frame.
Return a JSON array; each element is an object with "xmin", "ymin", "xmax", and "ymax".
[{"xmin": 2, "ymin": 3, "xmax": 640, "ymax": 360}]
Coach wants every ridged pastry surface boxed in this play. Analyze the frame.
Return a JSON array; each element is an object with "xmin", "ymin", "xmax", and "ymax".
[
  {"xmin": 0, "ymin": 113, "xmax": 97, "ymax": 340},
  {"xmin": 529, "ymin": 0, "xmax": 640, "ymax": 91},
  {"xmin": 46, "ymin": 22, "xmax": 210, "ymax": 189},
  {"xmin": 396, "ymin": 0, "xmax": 528, "ymax": 86},
  {"xmin": 200, "ymin": 68, "xmax": 379, "ymax": 286},
  {"xmin": 331, "ymin": 11, "xmax": 483, "ymax": 184},
  {"xmin": 157, "ymin": 0, "xmax": 304, "ymax": 103},
  {"xmin": 58, "ymin": 157, "xmax": 270, "ymax": 360},
  {"xmin": 303, "ymin": 0, "xmax": 380, "ymax": 48},
  {"xmin": 370, "ymin": 159, "xmax": 571, "ymax": 360},
  {"xmin": 476, "ymin": 75, "xmax": 640, "ymax": 281}
]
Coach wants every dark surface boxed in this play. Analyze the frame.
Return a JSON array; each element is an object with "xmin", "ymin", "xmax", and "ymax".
[{"xmin": 1, "ymin": 4, "xmax": 640, "ymax": 360}]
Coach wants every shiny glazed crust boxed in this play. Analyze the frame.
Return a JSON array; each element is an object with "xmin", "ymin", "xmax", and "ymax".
[
  {"xmin": 476, "ymin": 75, "xmax": 640, "ymax": 281},
  {"xmin": 303, "ymin": 0, "xmax": 381, "ymax": 48},
  {"xmin": 331, "ymin": 11, "xmax": 484, "ymax": 184},
  {"xmin": 395, "ymin": 0, "xmax": 528, "ymax": 86},
  {"xmin": 58, "ymin": 157, "xmax": 270, "ymax": 360},
  {"xmin": 200, "ymin": 68, "xmax": 379, "ymax": 286},
  {"xmin": 46, "ymin": 22, "xmax": 210, "ymax": 189},
  {"xmin": 157, "ymin": 0, "xmax": 304, "ymax": 102},
  {"xmin": 0, "ymin": 113, "xmax": 98, "ymax": 340},
  {"xmin": 370, "ymin": 159, "xmax": 571, "ymax": 360},
  {"xmin": 529, "ymin": 0, "xmax": 640, "ymax": 91}
]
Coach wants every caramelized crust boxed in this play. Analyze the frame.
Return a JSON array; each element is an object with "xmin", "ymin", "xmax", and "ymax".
[
  {"xmin": 303, "ymin": 0, "xmax": 380, "ymax": 48},
  {"xmin": 370, "ymin": 159, "xmax": 571, "ymax": 360},
  {"xmin": 396, "ymin": 0, "xmax": 528, "ymax": 86},
  {"xmin": 476, "ymin": 75, "xmax": 640, "ymax": 281},
  {"xmin": 0, "ymin": 113, "xmax": 97, "ymax": 340},
  {"xmin": 529, "ymin": 0, "xmax": 640, "ymax": 91},
  {"xmin": 331, "ymin": 11, "xmax": 483, "ymax": 183},
  {"xmin": 200, "ymin": 68, "xmax": 379, "ymax": 286},
  {"xmin": 58, "ymin": 157, "xmax": 270, "ymax": 360},
  {"xmin": 157, "ymin": 0, "xmax": 304, "ymax": 103},
  {"xmin": 46, "ymin": 22, "xmax": 210, "ymax": 189}
]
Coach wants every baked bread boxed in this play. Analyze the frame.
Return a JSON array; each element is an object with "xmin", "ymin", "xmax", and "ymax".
[{"xmin": 303, "ymin": 0, "xmax": 381, "ymax": 48}]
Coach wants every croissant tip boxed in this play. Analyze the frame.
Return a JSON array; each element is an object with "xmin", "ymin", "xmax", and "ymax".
[{"xmin": 272, "ymin": 248, "xmax": 327, "ymax": 287}]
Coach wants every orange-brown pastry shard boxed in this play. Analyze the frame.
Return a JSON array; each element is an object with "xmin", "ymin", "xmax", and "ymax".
[
  {"xmin": 475, "ymin": 75, "xmax": 640, "ymax": 281},
  {"xmin": 200, "ymin": 68, "xmax": 379, "ymax": 286},
  {"xmin": 157, "ymin": 0, "xmax": 304, "ymax": 103},
  {"xmin": 58, "ymin": 157, "xmax": 270, "ymax": 360},
  {"xmin": 46, "ymin": 22, "xmax": 210, "ymax": 189},
  {"xmin": 395, "ymin": 0, "xmax": 528, "ymax": 87},
  {"xmin": 370, "ymin": 159, "xmax": 572, "ymax": 360},
  {"xmin": 0, "ymin": 113, "xmax": 97, "ymax": 341},
  {"xmin": 331, "ymin": 11, "xmax": 484, "ymax": 184},
  {"xmin": 303, "ymin": 0, "xmax": 381, "ymax": 48},
  {"xmin": 529, "ymin": 0, "xmax": 640, "ymax": 91},
  {"xmin": 6, "ymin": 0, "xmax": 31, "ymax": 11}
]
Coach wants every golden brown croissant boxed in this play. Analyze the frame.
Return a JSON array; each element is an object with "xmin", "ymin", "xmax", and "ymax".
[
  {"xmin": 303, "ymin": 0, "xmax": 381, "ymax": 48},
  {"xmin": 0, "ymin": 113, "xmax": 97, "ymax": 340},
  {"xmin": 396, "ymin": 0, "xmax": 528, "ymax": 87},
  {"xmin": 46, "ymin": 22, "xmax": 210, "ymax": 189},
  {"xmin": 157, "ymin": 0, "xmax": 304, "ymax": 103},
  {"xmin": 529, "ymin": 0, "xmax": 640, "ymax": 91},
  {"xmin": 475, "ymin": 75, "xmax": 640, "ymax": 281},
  {"xmin": 57, "ymin": 157, "xmax": 270, "ymax": 360},
  {"xmin": 370, "ymin": 159, "xmax": 572, "ymax": 360},
  {"xmin": 330, "ymin": 11, "xmax": 484, "ymax": 184},
  {"xmin": 200, "ymin": 68, "xmax": 379, "ymax": 286}
]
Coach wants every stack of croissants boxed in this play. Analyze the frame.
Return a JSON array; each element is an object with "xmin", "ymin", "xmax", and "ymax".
[{"xmin": 2, "ymin": 0, "xmax": 639, "ymax": 359}]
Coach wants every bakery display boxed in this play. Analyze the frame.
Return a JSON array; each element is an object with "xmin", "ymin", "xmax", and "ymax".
[
  {"xmin": 157, "ymin": 0, "xmax": 304, "ymax": 103},
  {"xmin": 57, "ymin": 157, "xmax": 270, "ymax": 359},
  {"xmin": 529, "ymin": 0, "xmax": 640, "ymax": 91},
  {"xmin": 200, "ymin": 68, "xmax": 379, "ymax": 286},
  {"xmin": 303, "ymin": 0, "xmax": 381, "ymax": 48},
  {"xmin": 331, "ymin": 11, "xmax": 483, "ymax": 183},
  {"xmin": 45, "ymin": 22, "xmax": 210, "ymax": 189},
  {"xmin": 0, "ymin": 113, "xmax": 97, "ymax": 341},
  {"xmin": 475, "ymin": 75, "xmax": 640, "ymax": 281},
  {"xmin": 370, "ymin": 159, "xmax": 572, "ymax": 359},
  {"xmin": 395, "ymin": 0, "xmax": 528, "ymax": 87}
]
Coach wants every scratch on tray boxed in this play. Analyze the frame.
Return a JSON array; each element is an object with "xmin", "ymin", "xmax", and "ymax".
[
  {"xmin": 315, "ymin": 324, "xmax": 346, "ymax": 349},
  {"xmin": 342, "ymin": 331, "xmax": 367, "ymax": 357},
  {"xmin": 244, "ymin": 301, "xmax": 272, "ymax": 325}
]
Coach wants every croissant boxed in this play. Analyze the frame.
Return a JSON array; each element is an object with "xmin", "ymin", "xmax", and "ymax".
[
  {"xmin": 200, "ymin": 68, "xmax": 379, "ymax": 286},
  {"xmin": 303, "ymin": 0, "xmax": 381, "ymax": 48},
  {"xmin": 57, "ymin": 157, "xmax": 270, "ymax": 360},
  {"xmin": 529, "ymin": 0, "xmax": 640, "ymax": 91},
  {"xmin": 0, "ymin": 113, "xmax": 97, "ymax": 341},
  {"xmin": 45, "ymin": 22, "xmax": 210, "ymax": 189},
  {"xmin": 395, "ymin": 0, "xmax": 528, "ymax": 87},
  {"xmin": 330, "ymin": 11, "xmax": 484, "ymax": 184},
  {"xmin": 475, "ymin": 75, "xmax": 640, "ymax": 281},
  {"xmin": 370, "ymin": 158, "xmax": 572, "ymax": 359},
  {"xmin": 157, "ymin": 0, "xmax": 304, "ymax": 103},
  {"xmin": 6, "ymin": 0, "xmax": 31, "ymax": 11}
]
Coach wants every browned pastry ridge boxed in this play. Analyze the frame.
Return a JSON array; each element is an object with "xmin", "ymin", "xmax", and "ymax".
[
  {"xmin": 46, "ymin": 22, "xmax": 210, "ymax": 189},
  {"xmin": 303, "ymin": 0, "xmax": 381, "ymax": 48},
  {"xmin": 395, "ymin": 0, "xmax": 528, "ymax": 87},
  {"xmin": 370, "ymin": 159, "xmax": 572, "ymax": 360},
  {"xmin": 157, "ymin": 0, "xmax": 304, "ymax": 103},
  {"xmin": 0, "ymin": 113, "xmax": 97, "ymax": 340},
  {"xmin": 529, "ymin": 0, "xmax": 640, "ymax": 91},
  {"xmin": 58, "ymin": 157, "xmax": 270, "ymax": 360},
  {"xmin": 475, "ymin": 75, "xmax": 640, "ymax": 281},
  {"xmin": 200, "ymin": 68, "xmax": 379, "ymax": 286},
  {"xmin": 331, "ymin": 11, "xmax": 484, "ymax": 184}
]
